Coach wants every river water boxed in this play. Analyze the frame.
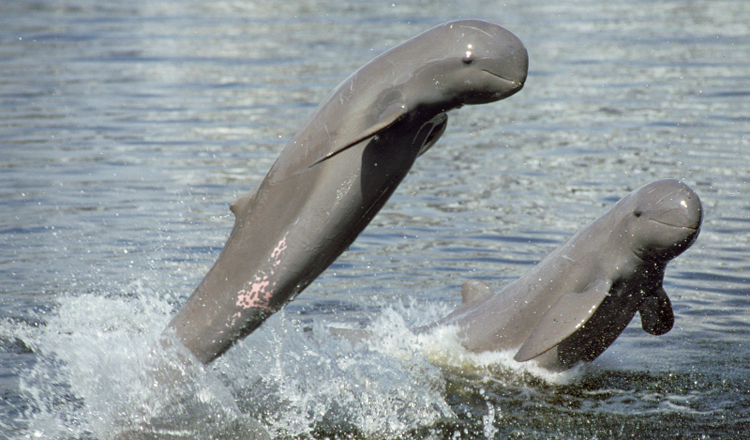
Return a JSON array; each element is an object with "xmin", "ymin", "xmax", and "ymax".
[{"xmin": 2, "ymin": 0, "xmax": 749, "ymax": 438}]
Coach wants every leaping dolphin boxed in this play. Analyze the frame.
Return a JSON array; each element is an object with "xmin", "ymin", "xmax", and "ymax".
[
  {"xmin": 420, "ymin": 179, "xmax": 702, "ymax": 371},
  {"xmin": 167, "ymin": 20, "xmax": 529, "ymax": 364}
]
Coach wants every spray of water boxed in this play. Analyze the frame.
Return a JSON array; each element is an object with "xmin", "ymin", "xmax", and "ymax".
[
  {"xmin": 6, "ymin": 288, "xmax": 579, "ymax": 439},
  {"xmin": 7, "ymin": 287, "xmax": 266, "ymax": 439}
]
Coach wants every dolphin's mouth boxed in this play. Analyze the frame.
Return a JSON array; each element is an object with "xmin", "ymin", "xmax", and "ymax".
[
  {"xmin": 482, "ymin": 69, "xmax": 525, "ymax": 89},
  {"xmin": 648, "ymin": 218, "xmax": 700, "ymax": 231},
  {"xmin": 478, "ymin": 69, "xmax": 525, "ymax": 103}
]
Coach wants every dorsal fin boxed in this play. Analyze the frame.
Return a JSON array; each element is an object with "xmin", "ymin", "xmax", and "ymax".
[
  {"xmin": 461, "ymin": 280, "xmax": 494, "ymax": 304},
  {"xmin": 230, "ymin": 188, "xmax": 258, "ymax": 217},
  {"xmin": 228, "ymin": 188, "xmax": 258, "ymax": 235}
]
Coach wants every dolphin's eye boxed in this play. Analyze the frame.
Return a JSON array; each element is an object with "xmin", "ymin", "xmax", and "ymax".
[
  {"xmin": 462, "ymin": 51, "xmax": 473, "ymax": 65},
  {"xmin": 634, "ymin": 210, "xmax": 642, "ymax": 218}
]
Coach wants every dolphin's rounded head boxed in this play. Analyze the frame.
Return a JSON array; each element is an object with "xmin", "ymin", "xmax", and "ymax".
[
  {"xmin": 621, "ymin": 179, "xmax": 702, "ymax": 262},
  {"xmin": 419, "ymin": 20, "xmax": 528, "ymax": 106}
]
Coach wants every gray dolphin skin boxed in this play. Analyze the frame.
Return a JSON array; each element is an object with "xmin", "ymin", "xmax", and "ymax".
[
  {"xmin": 167, "ymin": 20, "xmax": 529, "ymax": 364},
  {"xmin": 421, "ymin": 179, "xmax": 702, "ymax": 371}
]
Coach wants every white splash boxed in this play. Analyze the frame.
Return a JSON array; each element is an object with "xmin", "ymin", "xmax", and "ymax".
[{"xmin": 6, "ymin": 288, "xmax": 266, "ymax": 439}]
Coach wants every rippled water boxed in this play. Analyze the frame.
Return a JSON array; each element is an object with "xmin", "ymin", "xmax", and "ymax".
[{"xmin": 2, "ymin": 0, "xmax": 749, "ymax": 438}]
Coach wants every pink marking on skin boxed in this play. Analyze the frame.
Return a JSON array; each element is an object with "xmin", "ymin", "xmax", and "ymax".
[
  {"xmin": 227, "ymin": 311, "xmax": 242, "ymax": 328},
  {"xmin": 236, "ymin": 282, "xmax": 272, "ymax": 309},
  {"xmin": 271, "ymin": 235, "xmax": 288, "ymax": 260},
  {"xmin": 229, "ymin": 233, "xmax": 290, "ymax": 323},
  {"xmin": 225, "ymin": 311, "xmax": 247, "ymax": 330}
]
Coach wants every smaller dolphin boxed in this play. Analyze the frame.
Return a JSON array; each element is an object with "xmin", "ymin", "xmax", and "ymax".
[{"xmin": 420, "ymin": 179, "xmax": 702, "ymax": 371}]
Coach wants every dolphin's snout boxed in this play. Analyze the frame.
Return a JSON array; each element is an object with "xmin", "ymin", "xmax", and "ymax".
[
  {"xmin": 497, "ymin": 37, "xmax": 528, "ymax": 90},
  {"xmin": 649, "ymin": 184, "xmax": 702, "ymax": 231}
]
